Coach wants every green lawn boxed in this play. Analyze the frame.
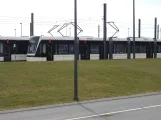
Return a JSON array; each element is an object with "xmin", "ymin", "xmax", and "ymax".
[{"xmin": 0, "ymin": 59, "xmax": 161, "ymax": 110}]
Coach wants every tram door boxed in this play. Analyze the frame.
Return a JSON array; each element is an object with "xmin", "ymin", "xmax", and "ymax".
[
  {"xmin": 4, "ymin": 41, "xmax": 11, "ymax": 62},
  {"xmin": 80, "ymin": 44, "xmax": 90, "ymax": 60},
  {"xmin": 146, "ymin": 42, "xmax": 153, "ymax": 58},
  {"xmin": 47, "ymin": 43, "xmax": 53, "ymax": 61},
  {"xmin": 99, "ymin": 44, "xmax": 104, "ymax": 59}
]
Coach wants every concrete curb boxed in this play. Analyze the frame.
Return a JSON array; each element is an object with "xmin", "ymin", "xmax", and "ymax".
[{"xmin": 0, "ymin": 92, "xmax": 161, "ymax": 114}]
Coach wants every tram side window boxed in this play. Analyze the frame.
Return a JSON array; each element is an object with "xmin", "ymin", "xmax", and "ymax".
[
  {"xmin": 90, "ymin": 44, "xmax": 99, "ymax": 54},
  {"xmin": 4, "ymin": 45, "xmax": 9, "ymax": 54},
  {"xmin": 55, "ymin": 44, "xmax": 58, "ymax": 54},
  {"xmin": 140, "ymin": 44, "xmax": 146, "ymax": 53},
  {"xmin": 12, "ymin": 43, "xmax": 17, "ymax": 54},
  {"xmin": 69, "ymin": 44, "xmax": 74, "ymax": 54},
  {"xmin": 43, "ymin": 44, "xmax": 46, "ymax": 53},
  {"xmin": 15, "ymin": 41, "xmax": 29, "ymax": 54},
  {"xmin": 135, "ymin": 44, "xmax": 140, "ymax": 53},
  {"xmin": 58, "ymin": 44, "xmax": 68, "ymax": 54},
  {"xmin": 0, "ymin": 43, "xmax": 3, "ymax": 54},
  {"xmin": 135, "ymin": 44, "xmax": 146, "ymax": 53},
  {"xmin": 158, "ymin": 45, "xmax": 161, "ymax": 53},
  {"xmin": 114, "ymin": 43, "xmax": 126, "ymax": 53},
  {"xmin": 40, "ymin": 43, "xmax": 46, "ymax": 55}
]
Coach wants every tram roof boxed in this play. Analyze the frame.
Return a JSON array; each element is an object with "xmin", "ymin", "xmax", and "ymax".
[
  {"xmin": 39, "ymin": 36, "xmax": 161, "ymax": 42},
  {"xmin": 40, "ymin": 36, "xmax": 104, "ymax": 41},
  {"xmin": 0, "ymin": 36, "xmax": 30, "ymax": 40},
  {"xmin": 128, "ymin": 37, "xmax": 158, "ymax": 42}
]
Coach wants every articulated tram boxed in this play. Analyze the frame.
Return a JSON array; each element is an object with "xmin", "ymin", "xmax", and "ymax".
[
  {"xmin": 26, "ymin": 36, "xmax": 161, "ymax": 61},
  {"xmin": 0, "ymin": 36, "xmax": 30, "ymax": 62}
]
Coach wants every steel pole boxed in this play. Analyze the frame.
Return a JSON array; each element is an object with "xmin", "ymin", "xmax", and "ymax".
[
  {"xmin": 154, "ymin": 18, "xmax": 157, "ymax": 58},
  {"xmin": 14, "ymin": 29, "xmax": 16, "ymax": 36},
  {"xmin": 20, "ymin": 23, "xmax": 22, "ymax": 37},
  {"xmin": 74, "ymin": 0, "xmax": 78, "ymax": 101},
  {"xmin": 138, "ymin": 19, "xmax": 141, "ymax": 38},
  {"xmin": 133, "ymin": 0, "xmax": 135, "ymax": 59},
  {"xmin": 103, "ymin": 3, "xmax": 107, "ymax": 59}
]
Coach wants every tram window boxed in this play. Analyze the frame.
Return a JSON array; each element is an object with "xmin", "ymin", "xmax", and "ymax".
[
  {"xmin": 114, "ymin": 43, "xmax": 126, "ymax": 53},
  {"xmin": 4, "ymin": 45, "xmax": 9, "ymax": 54},
  {"xmin": 43, "ymin": 44, "xmax": 46, "ymax": 53},
  {"xmin": 135, "ymin": 44, "xmax": 146, "ymax": 53},
  {"xmin": 0, "ymin": 43, "xmax": 3, "ymax": 54},
  {"xmin": 69, "ymin": 44, "xmax": 74, "ymax": 54},
  {"xmin": 40, "ymin": 43, "xmax": 46, "ymax": 54},
  {"xmin": 140, "ymin": 44, "xmax": 146, "ymax": 53},
  {"xmin": 17, "ymin": 42, "xmax": 28, "ymax": 54},
  {"xmin": 114, "ymin": 44, "xmax": 118, "ymax": 53},
  {"xmin": 58, "ymin": 44, "xmax": 68, "ymax": 54},
  {"xmin": 39, "ymin": 44, "xmax": 42, "ymax": 53},
  {"xmin": 158, "ymin": 45, "xmax": 161, "ymax": 53},
  {"xmin": 28, "ymin": 44, "xmax": 35, "ymax": 53},
  {"xmin": 55, "ymin": 44, "xmax": 58, "ymax": 54},
  {"xmin": 12, "ymin": 43, "xmax": 16, "ymax": 54},
  {"xmin": 135, "ymin": 45, "xmax": 140, "ymax": 53},
  {"xmin": 28, "ymin": 37, "xmax": 39, "ymax": 54},
  {"xmin": 90, "ymin": 44, "xmax": 99, "ymax": 54}
]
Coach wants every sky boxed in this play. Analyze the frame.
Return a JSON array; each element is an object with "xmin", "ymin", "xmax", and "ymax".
[{"xmin": 0, "ymin": 0, "xmax": 161, "ymax": 38}]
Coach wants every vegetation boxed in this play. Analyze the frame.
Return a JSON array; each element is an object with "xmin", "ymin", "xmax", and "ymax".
[{"xmin": 1, "ymin": 59, "xmax": 161, "ymax": 110}]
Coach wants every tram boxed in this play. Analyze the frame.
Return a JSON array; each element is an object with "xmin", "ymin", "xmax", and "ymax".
[
  {"xmin": 26, "ymin": 36, "xmax": 161, "ymax": 61},
  {"xmin": 0, "ymin": 36, "xmax": 30, "ymax": 62}
]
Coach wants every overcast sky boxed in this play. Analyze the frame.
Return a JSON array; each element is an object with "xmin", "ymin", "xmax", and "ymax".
[{"xmin": 0, "ymin": 0, "xmax": 160, "ymax": 38}]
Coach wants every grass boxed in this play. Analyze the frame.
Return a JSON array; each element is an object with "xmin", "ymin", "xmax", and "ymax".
[{"xmin": 1, "ymin": 59, "xmax": 161, "ymax": 110}]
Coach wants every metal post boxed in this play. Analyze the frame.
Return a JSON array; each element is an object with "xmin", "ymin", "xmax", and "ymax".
[
  {"xmin": 103, "ymin": 3, "xmax": 107, "ymax": 59},
  {"xmin": 157, "ymin": 25, "xmax": 159, "ymax": 39},
  {"xmin": 128, "ymin": 28, "xmax": 129, "ymax": 37},
  {"xmin": 98, "ymin": 25, "xmax": 100, "ymax": 38},
  {"xmin": 127, "ymin": 37, "xmax": 131, "ymax": 59},
  {"xmin": 31, "ymin": 13, "xmax": 34, "ymax": 36},
  {"xmin": 14, "ymin": 29, "xmax": 16, "ymax": 36},
  {"xmin": 30, "ymin": 22, "xmax": 32, "ymax": 36},
  {"xmin": 138, "ymin": 19, "xmax": 141, "ymax": 38},
  {"xmin": 20, "ymin": 23, "xmax": 22, "ymax": 37},
  {"xmin": 74, "ymin": 0, "xmax": 78, "ymax": 101},
  {"xmin": 69, "ymin": 27, "xmax": 71, "ymax": 37},
  {"xmin": 133, "ymin": 0, "xmax": 135, "ymax": 59},
  {"xmin": 109, "ymin": 37, "xmax": 113, "ymax": 59},
  {"xmin": 154, "ymin": 17, "xmax": 157, "ymax": 58}
]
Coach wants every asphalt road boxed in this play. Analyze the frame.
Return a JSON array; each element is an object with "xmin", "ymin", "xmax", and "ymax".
[{"xmin": 0, "ymin": 93, "xmax": 161, "ymax": 120}]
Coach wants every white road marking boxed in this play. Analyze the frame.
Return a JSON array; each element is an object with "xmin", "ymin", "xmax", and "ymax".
[{"xmin": 65, "ymin": 104, "xmax": 161, "ymax": 120}]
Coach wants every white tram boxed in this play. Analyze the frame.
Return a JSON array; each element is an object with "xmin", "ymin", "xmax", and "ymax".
[
  {"xmin": 0, "ymin": 36, "xmax": 30, "ymax": 62},
  {"xmin": 26, "ymin": 36, "xmax": 161, "ymax": 61}
]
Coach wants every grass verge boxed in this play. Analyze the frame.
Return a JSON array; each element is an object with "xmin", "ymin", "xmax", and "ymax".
[{"xmin": 0, "ymin": 59, "xmax": 161, "ymax": 110}]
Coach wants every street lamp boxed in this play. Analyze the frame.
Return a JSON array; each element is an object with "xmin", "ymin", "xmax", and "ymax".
[
  {"xmin": 74, "ymin": 0, "xmax": 78, "ymax": 101},
  {"xmin": 133, "ymin": 0, "xmax": 135, "ymax": 59},
  {"xmin": 20, "ymin": 23, "xmax": 22, "ymax": 37}
]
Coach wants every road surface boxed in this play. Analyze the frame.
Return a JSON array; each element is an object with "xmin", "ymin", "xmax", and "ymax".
[{"xmin": 0, "ymin": 93, "xmax": 161, "ymax": 120}]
